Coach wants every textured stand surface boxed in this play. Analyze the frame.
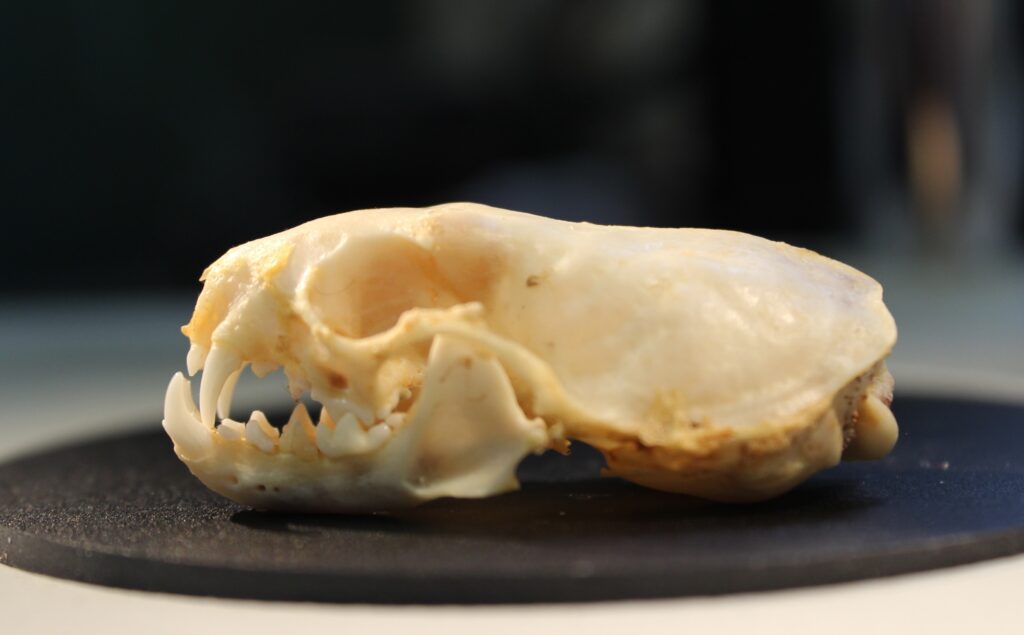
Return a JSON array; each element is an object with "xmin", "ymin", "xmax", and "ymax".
[{"xmin": 1, "ymin": 396, "xmax": 1022, "ymax": 604}]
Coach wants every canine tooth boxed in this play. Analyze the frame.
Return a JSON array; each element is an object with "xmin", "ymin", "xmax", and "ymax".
[
  {"xmin": 384, "ymin": 413, "xmax": 406, "ymax": 430},
  {"xmin": 245, "ymin": 410, "xmax": 279, "ymax": 453},
  {"xmin": 251, "ymin": 361, "xmax": 279, "ymax": 378},
  {"xmin": 280, "ymin": 403, "xmax": 318, "ymax": 460},
  {"xmin": 162, "ymin": 372, "xmax": 213, "ymax": 460},
  {"xmin": 186, "ymin": 343, "xmax": 208, "ymax": 376},
  {"xmin": 217, "ymin": 419, "xmax": 245, "ymax": 441},
  {"xmin": 217, "ymin": 367, "xmax": 243, "ymax": 419},
  {"xmin": 199, "ymin": 347, "xmax": 243, "ymax": 430}
]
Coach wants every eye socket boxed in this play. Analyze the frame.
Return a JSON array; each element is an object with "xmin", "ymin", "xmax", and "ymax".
[{"xmin": 301, "ymin": 233, "xmax": 462, "ymax": 339}]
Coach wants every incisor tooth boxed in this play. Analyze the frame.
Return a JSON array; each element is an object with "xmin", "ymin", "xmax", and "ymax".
[
  {"xmin": 199, "ymin": 347, "xmax": 242, "ymax": 429},
  {"xmin": 162, "ymin": 372, "xmax": 213, "ymax": 460},
  {"xmin": 245, "ymin": 411, "xmax": 279, "ymax": 453},
  {"xmin": 280, "ymin": 403, "xmax": 318, "ymax": 460}
]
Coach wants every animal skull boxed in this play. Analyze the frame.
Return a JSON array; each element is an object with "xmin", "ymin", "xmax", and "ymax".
[{"xmin": 163, "ymin": 203, "xmax": 898, "ymax": 511}]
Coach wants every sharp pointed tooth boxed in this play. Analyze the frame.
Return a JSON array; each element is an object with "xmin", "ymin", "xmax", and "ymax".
[
  {"xmin": 384, "ymin": 412, "xmax": 406, "ymax": 430},
  {"xmin": 162, "ymin": 372, "xmax": 213, "ymax": 460},
  {"xmin": 199, "ymin": 347, "xmax": 243, "ymax": 430},
  {"xmin": 217, "ymin": 419, "xmax": 245, "ymax": 441},
  {"xmin": 216, "ymin": 367, "xmax": 243, "ymax": 420},
  {"xmin": 245, "ymin": 410, "xmax": 279, "ymax": 453},
  {"xmin": 280, "ymin": 403, "xmax": 318, "ymax": 460},
  {"xmin": 186, "ymin": 343, "xmax": 209, "ymax": 376}
]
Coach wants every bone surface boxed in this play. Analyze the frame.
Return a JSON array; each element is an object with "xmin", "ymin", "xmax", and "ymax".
[{"xmin": 162, "ymin": 203, "xmax": 898, "ymax": 511}]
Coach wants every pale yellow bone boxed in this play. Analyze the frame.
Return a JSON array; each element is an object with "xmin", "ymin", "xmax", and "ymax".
[{"xmin": 165, "ymin": 203, "xmax": 898, "ymax": 510}]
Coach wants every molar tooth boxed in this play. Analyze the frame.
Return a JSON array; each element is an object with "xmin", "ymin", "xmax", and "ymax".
[
  {"xmin": 365, "ymin": 423, "xmax": 392, "ymax": 450},
  {"xmin": 245, "ymin": 410, "xmax": 279, "ymax": 453},
  {"xmin": 162, "ymin": 373, "xmax": 213, "ymax": 460},
  {"xmin": 311, "ymin": 386, "xmax": 375, "ymax": 424},
  {"xmin": 280, "ymin": 403, "xmax": 318, "ymax": 460},
  {"xmin": 384, "ymin": 412, "xmax": 406, "ymax": 430},
  {"xmin": 217, "ymin": 367, "xmax": 244, "ymax": 420},
  {"xmin": 316, "ymin": 412, "xmax": 359, "ymax": 458},
  {"xmin": 186, "ymin": 343, "xmax": 208, "ymax": 376},
  {"xmin": 217, "ymin": 419, "xmax": 245, "ymax": 441},
  {"xmin": 199, "ymin": 347, "xmax": 243, "ymax": 430},
  {"xmin": 317, "ymin": 394, "xmax": 375, "ymax": 428}
]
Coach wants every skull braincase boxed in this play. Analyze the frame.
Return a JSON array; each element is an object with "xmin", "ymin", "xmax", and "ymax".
[{"xmin": 164, "ymin": 203, "xmax": 897, "ymax": 511}]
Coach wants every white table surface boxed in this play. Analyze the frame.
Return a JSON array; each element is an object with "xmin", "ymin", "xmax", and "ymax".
[{"xmin": 2, "ymin": 253, "xmax": 1022, "ymax": 634}]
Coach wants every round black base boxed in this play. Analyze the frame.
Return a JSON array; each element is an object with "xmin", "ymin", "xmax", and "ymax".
[{"xmin": 1, "ymin": 396, "xmax": 1023, "ymax": 604}]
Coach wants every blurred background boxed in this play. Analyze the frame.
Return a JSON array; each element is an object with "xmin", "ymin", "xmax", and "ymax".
[{"xmin": 0, "ymin": 0, "xmax": 1021, "ymax": 448}]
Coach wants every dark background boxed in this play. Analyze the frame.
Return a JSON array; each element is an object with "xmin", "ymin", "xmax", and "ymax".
[{"xmin": 3, "ymin": 0, "xmax": 1021, "ymax": 295}]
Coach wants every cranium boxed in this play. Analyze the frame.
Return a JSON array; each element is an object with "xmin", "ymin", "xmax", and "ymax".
[{"xmin": 163, "ymin": 203, "xmax": 898, "ymax": 511}]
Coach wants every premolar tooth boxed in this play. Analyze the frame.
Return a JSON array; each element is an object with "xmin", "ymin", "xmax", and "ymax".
[
  {"xmin": 162, "ymin": 373, "xmax": 213, "ymax": 460},
  {"xmin": 245, "ymin": 410, "xmax": 279, "ymax": 453},
  {"xmin": 199, "ymin": 347, "xmax": 243, "ymax": 430},
  {"xmin": 186, "ymin": 343, "xmax": 208, "ymax": 376},
  {"xmin": 217, "ymin": 419, "xmax": 245, "ymax": 441},
  {"xmin": 217, "ymin": 367, "xmax": 243, "ymax": 420},
  {"xmin": 251, "ymin": 361, "xmax": 279, "ymax": 378},
  {"xmin": 316, "ymin": 412, "xmax": 352, "ymax": 458},
  {"xmin": 280, "ymin": 403, "xmax": 318, "ymax": 460},
  {"xmin": 317, "ymin": 411, "xmax": 390, "ymax": 458},
  {"xmin": 314, "ymin": 390, "xmax": 375, "ymax": 428},
  {"xmin": 365, "ymin": 423, "xmax": 392, "ymax": 450},
  {"xmin": 285, "ymin": 369, "xmax": 311, "ymax": 401}
]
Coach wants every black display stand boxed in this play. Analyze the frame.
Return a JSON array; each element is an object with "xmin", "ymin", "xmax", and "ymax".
[{"xmin": 1, "ymin": 396, "xmax": 1022, "ymax": 603}]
